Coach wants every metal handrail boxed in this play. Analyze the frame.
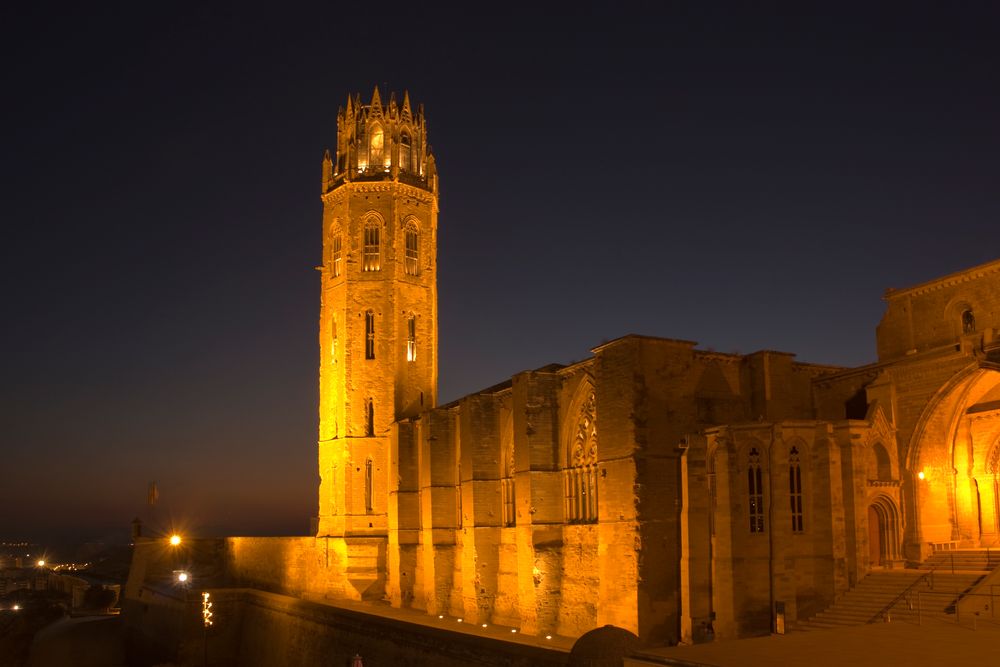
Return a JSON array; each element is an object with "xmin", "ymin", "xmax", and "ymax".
[{"xmin": 868, "ymin": 571, "xmax": 934, "ymax": 623}]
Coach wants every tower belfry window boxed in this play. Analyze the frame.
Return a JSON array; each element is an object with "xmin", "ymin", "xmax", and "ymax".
[
  {"xmin": 404, "ymin": 223, "xmax": 419, "ymax": 276},
  {"xmin": 790, "ymin": 446, "xmax": 803, "ymax": 533},
  {"xmin": 399, "ymin": 132, "xmax": 411, "ymax": 171},
  {"xmin": 365, "ymin": 310, "xmax": 375, "ymax": 360},
  {"xmin": 406, "ymin": 315, "xmax": 416, "ymax": 362},
  {"xmin": 369, "ymin": 125, "xmax": 384, "ymax": 170},
  {"xmin": 748, "ymin": 447, "xmax": 765, "ymax": 533},
  {"xmin": 363, "ymin": 220, "xmax": 380, "ymax": 272}
]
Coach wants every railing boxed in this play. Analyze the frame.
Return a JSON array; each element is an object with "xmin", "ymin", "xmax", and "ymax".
[{"xmin": 868, "ymin": 571, "xmax": 933, "ymax": 623}]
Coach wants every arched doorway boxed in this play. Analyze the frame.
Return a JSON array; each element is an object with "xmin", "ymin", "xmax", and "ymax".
[{"xmin": 868, "ymin": 496, "xmax": 901, "ymax": 567}]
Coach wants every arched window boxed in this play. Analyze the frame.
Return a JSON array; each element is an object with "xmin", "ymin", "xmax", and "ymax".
[
  {"xmin": 330, "ymin": 226, "xmax": 342, "ymax": 278},
  {"xmin": 369, "ymin": 125, "xmax": 384, "ymax": 169},
  {"xmin": 406, "ymin": 315, "xmax": 416, "ymax": 362},
  {"xmin": 404, "ymin": 222, "xmax": 419, "ymax": 276},
  {"xmin": 365, "ymin": 458, "xmax": 374, "ymax": 513},
  {"xmin": 399, "ymin": 132, "xmax": 411, "ymax": 172},
  {"xmin": 789, "ymin": 446, "xmax": 803, "ymax": 533},
  {"xmin": 870, "ymin": 443, "xmax": 892, "ymax": 481},
  {"xmin": 748, "ymin": 447, "xmax": 765, "ymax": 533},
  {"xmin": 565, "ymin": 391, "xmax": 598, "ymax": 523},
  {"xmin": 365, "ymin": 310, "xmax": 375, "ymax": 360},
  {"xmin": 962, "ymin": 308, "xmax": 976, "ymax": 334},
  {"xmin": 363, "ymin": 219, "xmax": 380, "ymax": 272},
  {"xmin": 365, "ymin": 398, "xmax": 374, "ymax": 437}
]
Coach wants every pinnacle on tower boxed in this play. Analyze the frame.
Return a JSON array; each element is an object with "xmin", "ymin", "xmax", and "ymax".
[
  {"xmin": 401, "ymin": 91, "xmax": 412, "ymax": 123},
  {"xmin": 344, "ymin": 94, "xmax": 354, "ymax": 118},
  {"xmin": 369, "ymin": 85, "xmax": 383, "ymax": 118},
  {"xmin": 388, "ymin": 91, "xmax": 398, "ymax": 118}
]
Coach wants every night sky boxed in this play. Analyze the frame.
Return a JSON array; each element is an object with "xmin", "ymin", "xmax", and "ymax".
[{"xmin": 3, "ymin": 3, "xmax": 999, "ymax": 544}]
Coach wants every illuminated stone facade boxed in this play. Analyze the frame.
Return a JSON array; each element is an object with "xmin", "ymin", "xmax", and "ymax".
[{"xmin": 299, "ymin": 89, "xmax": 1000, "ymax": 645}]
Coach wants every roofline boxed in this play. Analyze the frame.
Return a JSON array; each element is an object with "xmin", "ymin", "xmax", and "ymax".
[{"xmin": 884, "ymin": 256, "xmax": 1000, "ymax": 300}]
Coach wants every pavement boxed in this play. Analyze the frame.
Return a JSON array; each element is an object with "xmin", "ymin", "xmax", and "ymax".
[{"xmin": 626, "ymin": 615, "xmax": 1000, "ymax": 666}]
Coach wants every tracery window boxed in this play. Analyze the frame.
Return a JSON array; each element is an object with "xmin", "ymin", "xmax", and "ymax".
[
  {"xmin": 406, "ymin": 315, "xmax": 416, "ymax": 362},
  {"xmin": 365, "ymin": 310, "xmax": 375, "ymax": 360},
  {"xmin": 789, "ymin": 446, "xmax": 803, "ymax": 533},
  {"xmin": 748, "ymin": 447, "xmax": 765, "ymax": 533},
  {"xmin": 565, "ymin": 392, "xmax": 598, "ymax": 523},
  {"xmin": 363, "ymin": 219, "xmax": 381, "ymax": 272},
  {"xmin": 404, "ymin": 222, "xmax": 419, "ymax": 276},
  {"xmin": 399, "ymin": 132, "xmax": 411, "ymax": 172}
]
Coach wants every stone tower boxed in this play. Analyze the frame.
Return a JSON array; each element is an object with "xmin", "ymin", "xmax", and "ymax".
[{"xmin": 316, "ymin": 87, "xmax": 438, "ymax": 596}]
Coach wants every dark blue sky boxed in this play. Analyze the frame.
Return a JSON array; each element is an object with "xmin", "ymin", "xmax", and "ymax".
[{"xmin": 2, "ymin": 2, "xmax": 999, "ymax": 543}]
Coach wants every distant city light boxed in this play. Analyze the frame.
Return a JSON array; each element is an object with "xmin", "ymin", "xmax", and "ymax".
[
  {"xmin": 12, "ymin": 605, "xmax": 20, "ymax": 611},
  {"xmin": 169, "ymin": 534, "xmax": 182, "ymax": 546},
  {"xmin": 177, "ymin": 571, "xmax": 189, "ymax": 583}
]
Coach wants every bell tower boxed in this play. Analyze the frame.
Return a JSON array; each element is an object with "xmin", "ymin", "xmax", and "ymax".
[{"xmin": 316, "ymin": 87, "xmax": 439, "ymax": 583}]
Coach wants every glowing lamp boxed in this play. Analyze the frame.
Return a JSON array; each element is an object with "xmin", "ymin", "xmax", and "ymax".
[
  {"xmin": 169, "ymin": 534, "xmax": 182, "ymax": 546},
  {"xmin": 37, "ymin": 560, "xmax": 45, "ymax": 567},
  {"xmin": 918, "ymin": 471, "xmax": 926, "ymax": 480},
  {"xmin": 177, "ymin": 571, "xmax": 189, "ymax": 583}
]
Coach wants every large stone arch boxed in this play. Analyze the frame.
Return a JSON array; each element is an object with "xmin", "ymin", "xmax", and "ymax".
[{"xmin": 908, "ymin": 365, "xmax": 1000, "ymax": 556}]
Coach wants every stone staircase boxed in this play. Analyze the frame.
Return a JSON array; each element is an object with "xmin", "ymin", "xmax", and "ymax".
[{"xmin": 797, "ymin": 550, "xmax": 996, "ymax": 631}]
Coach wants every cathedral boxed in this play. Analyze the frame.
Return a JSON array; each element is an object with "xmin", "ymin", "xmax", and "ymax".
[
  {"xmin": 125, "ymin": 89, "xmax": 1000, "ymax": 660},
  {"xmin": 294, "ymin": 88, "xmax": 1000, "ymax": 644}
]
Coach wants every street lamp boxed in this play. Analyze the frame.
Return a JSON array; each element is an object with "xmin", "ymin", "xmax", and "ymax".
[{"xmin": 169, "ymin": 534, "xmax": 182, "ymax": 546}]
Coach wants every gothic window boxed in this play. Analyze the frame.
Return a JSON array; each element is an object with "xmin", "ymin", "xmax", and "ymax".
[
  {"xmin": 365, "ymin": 458, "xmax": 374, "ymax": 513},
  {"xmin": 331, "ymin": 317, "xmax": 337, "ymax": 363},
  {"xmin": 748, "ymin": 447, "xmax": 765, "ymax": 533},
  {"xmin": 789, "ymin": 446, "xmax": 803, "ymax": 533},
  {"xmin": 330, "ymin": 227, "xmax": 342, "ymax": 278},
  {"xmin": 365, "ymin": 398, "xmax": 374, "ymax": 437},
  {"xmin": 962, "ymin": 308, "xmax": 976, "ymax": 334},
  {"xmin": 369, "ymin": 125, "xmax": 384, "ymax": 169},
  {"xmin": 363, "ymin": 219, "xmax": 380, "ymax": 272},
  {"xmin": 406, "ymin": 315, "xmax": 416, "ymax": 362},
  {"xmin": 399, "ymin": 132, "xmax": 411, "ymax": 172},
  {"xmin": 365, "ymin": 310, "xmax": 375, "ymax": 360},
  {"xmin": 404, "ymin": 222, "xmax": 419, "ymax": 276},
  {"xmin": 565, "ymin": 391, "xmax": 598, "ymax": 524}
]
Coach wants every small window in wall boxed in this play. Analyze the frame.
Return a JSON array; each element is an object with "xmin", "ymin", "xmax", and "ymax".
[
  {"xmin": 748, "ymin": 447, "xmax": 765, "ymax": 533},
  {"xmin": 789, "ymin": 446, "xmax": 803, "ymax": 533},
  {"xmin": 406, "ymin": 315, "xmax": 416, "ymax": 362},
  {"xmin": 962, "ymin": 309, "xmax": 976, "ymax": 334},
  {"xmin": 366, "ymin": 398, "xmax": 374, "ymax": 437},
  {"xmin": 404, "ymin": 223, "xmax": 419, "ymax": 276},
  {"xmin": 365, "ymin": 311, "xmax": 375, "ymax": 360},
  {"xmin": 331, "ymin": 232, "xmax": 342, "ymax": 278},
  {"xmin": 399, "ymin": 132, "xmax": 411, "ymax": 171},
  {"xmin": 365, "ymin": 458, "xmax": 374, "ymax": 513},
  {"xmin": 331, "ymin": 317, "xmax": 338, "ymax": 363},
  {"xmin": 363, "ymin": 220, "xmax": 381, "ymax": 272}
]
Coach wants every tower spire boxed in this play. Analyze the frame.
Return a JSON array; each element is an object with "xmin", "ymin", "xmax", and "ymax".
[
  {"xmin": 370, "ymin": 85, "xmax": 383, "ymax": 118},
  {"xmin": 401, "ymin": 91, "xmax": 412, "ymax": 123}
]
